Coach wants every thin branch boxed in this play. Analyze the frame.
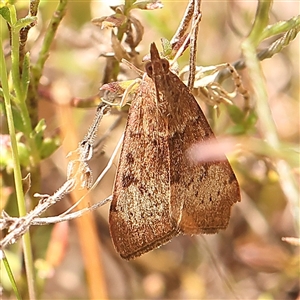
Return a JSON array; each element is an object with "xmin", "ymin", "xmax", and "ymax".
[
  {"xmin": 187, "ymin": 0, "xmax": 202, "ymax": 91},
  {"xmin": 0, "ymin": 103, "xmax": 111, "ymax": 249},
  {"xmin": 170, "ymin": 0, "xmax": 195, "ymax": 45}
]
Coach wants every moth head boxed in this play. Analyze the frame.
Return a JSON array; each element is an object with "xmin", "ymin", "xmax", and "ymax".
[{"xmin": 145, "ymin": 58, "xmax": 170, "ymax": 79}]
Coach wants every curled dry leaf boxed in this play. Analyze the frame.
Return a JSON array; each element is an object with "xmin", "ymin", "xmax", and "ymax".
[
  {"xmin": 111, "ymin": 31, "xmax": 131, "ymax": 61},
  {"xmin": 101, "ymin": 80, "xmax": 139, "ymax": 95},
  {"xmin": 125, "ymin": 16, "xmax": 144, "ymax": 49},
  {"xmin": 92, "ymin": 13, "xmax": 127, "ymax": 29},
  {"xmin": 131, "ymin": 0, "xmax": 163, "ymax": 10}
]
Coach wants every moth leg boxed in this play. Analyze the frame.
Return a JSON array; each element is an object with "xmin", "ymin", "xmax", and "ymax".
[{"xmin": 226, "ymin": 63, "xmax": 250, "ymax": 112}]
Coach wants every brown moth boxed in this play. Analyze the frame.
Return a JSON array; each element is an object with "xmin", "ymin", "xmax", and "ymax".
[{"xmin": 109, "ymin": 43, "xmax": 240, "ymax": 260}]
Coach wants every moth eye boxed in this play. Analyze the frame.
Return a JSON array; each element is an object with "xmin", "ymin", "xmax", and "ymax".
[
  {"xmin": 161, "ymin": 59, "xmax": 170, "ymax": 72},
  {"xmin": 145, "ymin": 62, "xmax": 153, "ymax": 77}
]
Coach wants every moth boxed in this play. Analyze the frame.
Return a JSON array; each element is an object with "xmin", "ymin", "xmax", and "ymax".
[{"xmin": 109, "ymin": 43, "xmax": 240, "ymax": 260}]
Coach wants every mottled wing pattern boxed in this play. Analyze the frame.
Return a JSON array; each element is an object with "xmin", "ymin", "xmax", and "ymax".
[
  {"xmin": 148, "ymin": 43, "xmax": 240, "ymax": 235},
  {"xmin": 110, "ymin": 42, "xmax": 240, "ymax": 260},
  {"xmin": 109, "ymin": 76, "xmax": 179, "ymax": 260}
]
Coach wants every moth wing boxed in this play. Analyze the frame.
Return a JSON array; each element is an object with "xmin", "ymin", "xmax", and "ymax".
[
  {"xmin": 164, "ymin": 72, "xmax": 240, "ymax": 234},
  {"xmin": 109, "ymin": 77, "xmax": 178, "ymax": 260}
]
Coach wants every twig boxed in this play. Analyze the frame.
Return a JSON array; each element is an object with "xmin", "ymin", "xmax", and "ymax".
[
  {"xmin": 170, "ymin": 0, "xmax": 195, "ymax": 45},
  {"xmin": 0, "ymin": 179, "xmax": 75, "ymax": 248},
  {"xmin": 0, "ymin": 103, "xmax": 111, "ymax": 249},
  {"xmin": 19, "ymin": 0, "xmax": 40, "ymax": 66},
  {"xmin": 187, "ymin": 0, "xmax": 202, "ymax": 91},
  {"xmin": 28, "ymin": 196, "xmax": 112, "ymax": 226}
]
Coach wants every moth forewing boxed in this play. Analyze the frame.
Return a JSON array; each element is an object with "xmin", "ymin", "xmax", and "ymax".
[{"xmin": 109, "ymin": 77, "xmax": 179, "ymax": 260}]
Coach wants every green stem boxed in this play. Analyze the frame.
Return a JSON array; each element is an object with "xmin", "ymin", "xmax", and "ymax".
[
  {"xmin": 8, "ymin": 4, "xmax": 40, "ymax": 167},
  {"xmin": 29, "ymin": 0, "xmax": 68, "ymax": 130},
  {"xmin": 31, "ymin": 0, "xmax": 68, "ymax": 83},
  {"xmin": 8, "ymin": 5, "xmax": 22, "ymax": 103},
  {"xmin": 1, "ymin": 251, "xmax": 21, "ymax": 299},
  {"xmin": 247, "ymin": 0, "xmax": 272, "ymax": 46},
  {"xmin": 0, "ymin": 20, "xmax": 36, "ymax": 299},
  {"xmin": 242, "ymin": 0, "xmax": 278, "ymax": 147},
  {"xmin": 261, "ymin": 15, "xmax": 300, "ymax": 40},
  {"xmin": 242, "ymin": 0, "xmax": 299, "ymax": 229}
]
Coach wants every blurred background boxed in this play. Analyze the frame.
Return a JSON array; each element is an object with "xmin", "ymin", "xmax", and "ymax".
[{"xmin": 1, "ymin": 0, "xmax": 299, "ymax": 299}]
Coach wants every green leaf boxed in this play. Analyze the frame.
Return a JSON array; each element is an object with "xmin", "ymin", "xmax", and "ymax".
[
  {"xmin": 226, "ymin": 109, "xmax": 258, "ymax": 135},
  {"xmin": 21, "ymin": 52, "xmax": 30, "ymax": 96},
  {"xmin": 31, "ymin": 119, "xmax": 46, "ymax": 149},
  {"xmin": 161, "ymin": 37, "xmax": 172, "ymax": 56},
  {"xmin": 17, "ymin": 141, "xmax": 31, "ymax": 168},
  {"xmin": 1, "ymin": 250, "xmax": 22, "ymax": 300},
  {"xmin": 14, "ymin": 16, "xmax": 37, "ymax": 30},
  {"xmin": 261, "ymin": 15, "xmax": 300, "ymax": 40},
  {"xmin": 34, "ymin": 118, "xmax": 47, "ymax": 134},
  {"xmin": 244, "ymin": 110, "xmax": 258, "ymax": 131},
  {"xmin": 11, "ymin": 105, "xmax": 26, "ymax": 132},
  {"xmin": 1, "ymin": 136, "xmax": 32, "ymax": 170},
  {"xmin": 226, "ymin": 104, "xmax": 245, "ymax": 124},
  {"xmin": 226, "ymin": 124, "xmax": 247, "ymax": 135},
  {"xmin": 0, "ymin": 6, "xmax": 11, "ymax": 24},
  {"xmin": 40, "ymin": 136, "xmax": 60, "ymax": 159}
]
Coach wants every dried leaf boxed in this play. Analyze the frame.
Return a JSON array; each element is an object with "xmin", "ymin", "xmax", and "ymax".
[
  {"xmin": 131, "ymin": 0, "xmax": 163, "ymax": 10},
  {"xmin": 92, "ymin": 14, "xmax": 127, "ymax": 29}
]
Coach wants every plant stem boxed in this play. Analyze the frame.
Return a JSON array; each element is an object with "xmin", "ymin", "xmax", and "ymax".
[
  {"xmin": 29, "ymin": 0, "xmax": 68, "ymax": 130},
  {"xmin": 31, "ymin": 0, "xmax": 68, "ymax": 84},
  {"xmin": 0, "ymin": 19, "xmax": 36, "ymax": 299},
  {"xmin": 8, "ymin": 4, "xmax": 40, "ymax": 167},
  {"xmin": 242, "ymin": 0, "xmax": 299, "ymax": 229}
]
